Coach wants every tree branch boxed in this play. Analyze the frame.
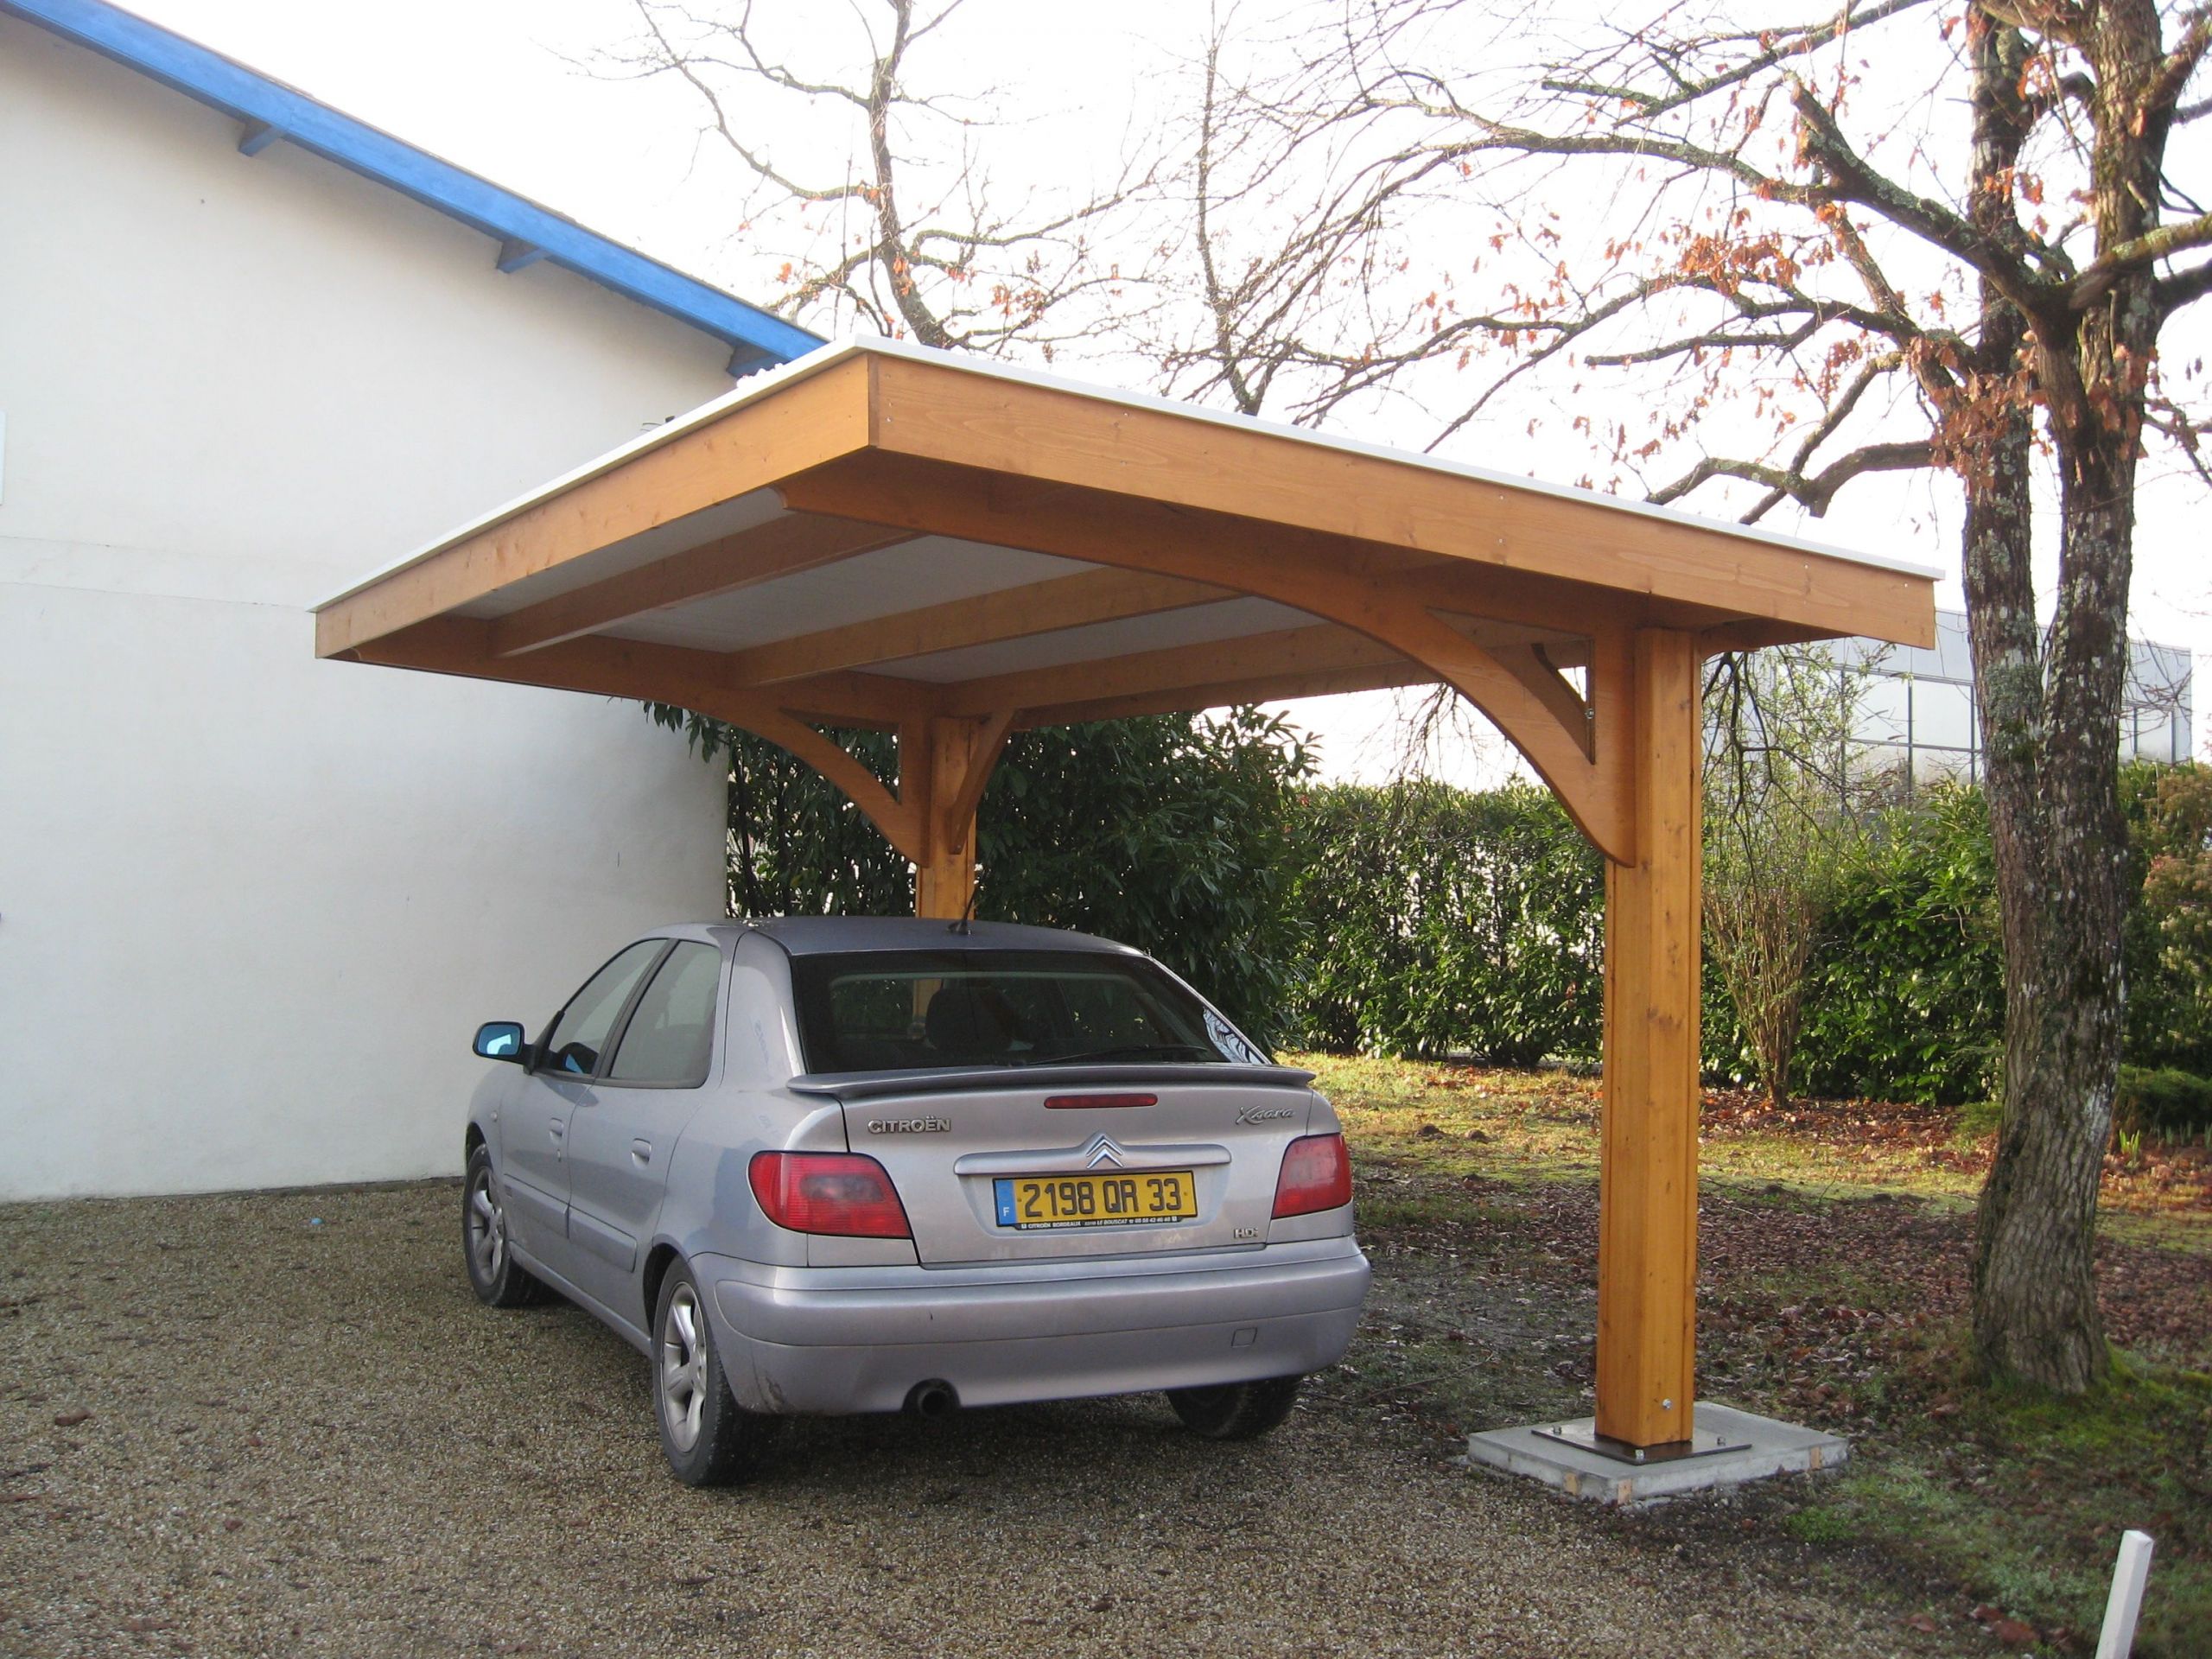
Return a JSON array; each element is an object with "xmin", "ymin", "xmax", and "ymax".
[
  {"xmin": 2074, "ymin": 213, "xmax": 2212, "ymax": 307},
  {"xmin": 1541, "ymin": 0, "xmax": 1936, "ymax": 122},
  {"xmin": 2146, "ymin": 4, "xmax": 2212, "ymax": 121},
  {"xmin": 1787, "ymin": 78, "xmax": 2058, "ymax": 319},
  {"xmin": 2157, "ymin": 257, "xmax": 2212, "ymax": 312},
  {"xmin": 1649, "ymin": 437, "xmax": 1934, "ymax": 517},
  {"xmin": 2146, "ymin": 395, "xmax": 2212, "ymax": 489}
]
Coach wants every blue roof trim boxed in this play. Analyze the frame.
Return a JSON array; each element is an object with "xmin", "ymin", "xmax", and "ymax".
[{"xmin": 2, "ymin": 0, "xmax": 822, "ymax": 372}]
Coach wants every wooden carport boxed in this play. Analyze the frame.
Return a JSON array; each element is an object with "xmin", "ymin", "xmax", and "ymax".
[{"xmin": 316, "ymin": 337, "xmax": 1936, "ymax": 1454}]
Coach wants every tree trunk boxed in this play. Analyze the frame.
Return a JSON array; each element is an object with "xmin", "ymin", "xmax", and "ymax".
[
  {"xmin": 1969, "ymin": 467, "xmax": 2134, "ymax": 1392},
  {"xmin": 1964, "ymin": 437, "xmax": 2132, "ymax": 1389},
  {"xmin": 1964, "ymin": 0, "xmax": 2162, "ymax": 1391}
]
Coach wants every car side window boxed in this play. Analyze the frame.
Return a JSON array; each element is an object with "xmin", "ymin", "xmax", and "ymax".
[
  {"xmin": 607, "ymin": 942, "xmax": 722, "ymax": 1087},
  {"xmin": 541, "ymin": 941, "xmax": 667, "ymax": 1077}
]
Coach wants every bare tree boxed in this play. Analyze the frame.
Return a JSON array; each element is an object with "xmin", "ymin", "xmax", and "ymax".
[
  {"xmin": 1181, "ymin": 0, "xmax": 2209, "ymax": 1389},
  {"xmin": 604, "ymin": 0, "xmax": 1150, "ymax": 355},
  {"xmin": 1137, "ymin": 3, "xmax": 1475, "ymax": 417}
]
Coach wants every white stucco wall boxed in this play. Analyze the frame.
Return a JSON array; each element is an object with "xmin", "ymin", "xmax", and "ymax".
[{"xmin": 0, "ymin": 17, "xmax": 736, "ymax": 1197}]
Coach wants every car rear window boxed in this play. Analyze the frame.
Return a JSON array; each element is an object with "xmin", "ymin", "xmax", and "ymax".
[{"xmin": 789, "ymin": 950, "xmax": 1268, "ymax": 1074}]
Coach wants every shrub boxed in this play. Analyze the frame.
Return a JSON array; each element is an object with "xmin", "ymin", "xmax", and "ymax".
[
  {"xmin": 646, "ymin": 706, "xmax": 2209, "ymax": 1101},
  {"xmin": 973, "ymin": 709, "xmax": 1315, "ymax": 1043},
  {"xmin": 2113, "ymin": 1066, "xmax": 2212, "ymax": 1141}
]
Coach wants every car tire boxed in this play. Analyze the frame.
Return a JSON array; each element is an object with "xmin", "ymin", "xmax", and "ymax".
[
  {"xmin": 463, "ymin": 1145, "xmax": 546, "ymax": 1308},
  {"xmin": 652, "ymin": 1260, "xmax": 785, "ymax": 1487},
  {"xmin": 1166, "ymin": 1374, "xmax": 1305, "ymax": 1440}
]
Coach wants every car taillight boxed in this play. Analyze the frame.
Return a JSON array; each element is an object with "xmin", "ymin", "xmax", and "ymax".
[
  {"xmin": 1044, "ymin": 1094, "xmax": 1157, "ymax": 1109},
  {"xmin": 747, "ymin": 1152, "xmax": 912, "ymax": 1238},
  {"xmin": 1272, "ymin": 1133, "xmax": 1352, "ymax": 1217}
]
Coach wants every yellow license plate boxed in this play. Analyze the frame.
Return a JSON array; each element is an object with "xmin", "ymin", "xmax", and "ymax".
[{"xmin": 993, "ymin": 1170, "xmax": 1197, "ymax": 1229}]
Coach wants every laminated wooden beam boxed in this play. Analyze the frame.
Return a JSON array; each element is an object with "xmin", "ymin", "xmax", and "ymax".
[
  {"xmin": 787, "ymin": 457, "xmax": 1637, "ymax": 861},
  {"xmin": 869, "ymin": 349, "xmax": 1939, "ymax": 649},
  {"xmin": 1595, "ymin": 627, "xmax": 1703, "ymax": 1449},
  {"xmin": 934, "ymin": 623, "xmax": 1405, "ymax": 721},
  {"xmin": 1016, "ymin": 661, "xmax": 1427, "ymax": 729}
]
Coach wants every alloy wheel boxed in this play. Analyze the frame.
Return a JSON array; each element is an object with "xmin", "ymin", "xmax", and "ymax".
[
  {"xmin": 467, "ymin": 1169, "xmax": 506, "ymax": 1281},
  {"xmin": 660, "ymin": 1284, "xmax": 709, "ymax": 1452}
]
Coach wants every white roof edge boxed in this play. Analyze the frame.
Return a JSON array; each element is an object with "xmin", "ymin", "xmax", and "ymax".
[{"xmin": 315, "ymin": 335, "xmax": 1942, "ymax": 613}]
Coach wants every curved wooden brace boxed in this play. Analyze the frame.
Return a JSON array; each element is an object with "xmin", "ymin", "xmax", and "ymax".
[
  {"xmin": 1365, "ymin": 603, "xmax": 1631, "ymax": 860},
  {"xmin": 694, "ymin": 704, "xmax": 1014, "ymax": 900},
  {"xmin": 1510, "ymin": 643, "xmax": 1595, "ymax": 761},
  {"xmin": 696, "ymin": 698, "xmax": 924, "ymax": 864}
]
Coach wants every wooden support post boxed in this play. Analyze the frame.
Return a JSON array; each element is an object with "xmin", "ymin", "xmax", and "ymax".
[
  {"xmin": 903, "ymin": 714, "xmax": 1012, "ymax": 919},
  {"xmin": 1595, "ymin": 627, "xmax": 1702, "ymax": 1449}
]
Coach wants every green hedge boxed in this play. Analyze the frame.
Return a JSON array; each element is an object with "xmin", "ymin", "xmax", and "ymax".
[
  {"xmin": 1281, "ymin": 765, "xmax": 2209, "ymax": 1113},
  {"xmin": 655, "ymin": 692, "xmax": 2207, "ymax": 1117},
  {"xmin": 2122, "ymin": 762, "xmax": 2212, "ymax": 1077},
  {"xmin": 1281, "ymin": 776, "xmax": 2006, "ymax": 1103},
  {"xmin": 1790, "ymin": 785, "xmax": 2005, "ymax": 1104},
  {"xmin": 970, "ymin": 709, "xmax": 1313, "ymax": 1041},
  {"xmin": 1283, "ymin": 781, "xmax": 1604, "ymax": 1065}
]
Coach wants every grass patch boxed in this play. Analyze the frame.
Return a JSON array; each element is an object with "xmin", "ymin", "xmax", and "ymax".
[
  {"xmin": 1790, "ymin": 1358, "xmax": 2212, "ymax": 1654},
  {"xmin": 1311, "ymin": 1051, "xmax": 2212, "ymax": 1655},
  {"xmin": 1300, "ymin": 1050, "xmax": 2212, "ymax": 1224}
]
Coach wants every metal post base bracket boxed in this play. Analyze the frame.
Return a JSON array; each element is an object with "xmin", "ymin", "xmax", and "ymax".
[
  {"xmin": 1465, "ymin": 1402, "xmax": 1848, "ymax": 1505},
  {"xmin": 1531, "ymin": 1419, "xmax": 1751, "ymax": 1465}
]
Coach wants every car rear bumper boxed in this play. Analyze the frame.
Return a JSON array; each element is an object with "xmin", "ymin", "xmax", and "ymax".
[{"xmin": 700, "ymin": 1237, "xmax": 1370, "ymax": 1414}]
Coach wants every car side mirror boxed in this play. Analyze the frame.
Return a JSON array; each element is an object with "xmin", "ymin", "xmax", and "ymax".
[{"xmin": 473, "ymin": 1020, "xmax": 527, "ymax": 1063}]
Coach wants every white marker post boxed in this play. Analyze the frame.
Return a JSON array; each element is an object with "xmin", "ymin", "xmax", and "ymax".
[{"xmin": 2094, "ymin": 1529, "xmax": 2155, "ymax": 1659}]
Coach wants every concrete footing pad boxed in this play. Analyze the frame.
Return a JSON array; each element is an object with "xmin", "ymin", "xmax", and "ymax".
[{"xmin": 1465, "ymin": 1402, "xmax": 1847, "ymax": 1505}]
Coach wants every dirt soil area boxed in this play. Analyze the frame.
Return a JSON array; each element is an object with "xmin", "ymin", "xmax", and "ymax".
[{"xmin": 1, "ymin": 1179, "xmax": 2004, "ymax": 1659}]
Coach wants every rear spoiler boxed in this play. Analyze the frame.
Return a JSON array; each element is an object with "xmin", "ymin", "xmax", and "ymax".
[{"xmin": 787, "ymin": 1062, "xmax": 1316, "ymax": 1103}]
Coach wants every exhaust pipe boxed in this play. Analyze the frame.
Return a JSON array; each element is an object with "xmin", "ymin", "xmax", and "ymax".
[{"xmin": 904, "ymin": 1379, "xmax": 960, "ymax": 1420}]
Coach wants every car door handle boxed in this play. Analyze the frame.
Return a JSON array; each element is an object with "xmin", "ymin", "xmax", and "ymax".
[{"xmin": 630, "ymin": 1139, "xmax": 652, "ymax": 1166}]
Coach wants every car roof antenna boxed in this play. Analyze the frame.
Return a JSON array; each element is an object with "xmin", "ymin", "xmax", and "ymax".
[{"xmin": 948, "ymin": 880, "xmax": 978, "ymax": 937}]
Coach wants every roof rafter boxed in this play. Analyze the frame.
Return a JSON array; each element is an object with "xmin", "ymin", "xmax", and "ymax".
[
  {"xmin": 488, "ymin": 514, "xmax": 919, "ymax": 658},
  {"xmin": 935, "ymin": 622, "xmax": 1408, "ymax": 719},
  {"xmin": 341, "ymin": 616, "xmax": 932, "ymax": 729},
  {"xmin": 1014, "ymin": 660, "xmax": 1426, "ymax": 729},
  {"xmin": 723, "ymin": 567, "xmax": 1232, "ymax": 687}
]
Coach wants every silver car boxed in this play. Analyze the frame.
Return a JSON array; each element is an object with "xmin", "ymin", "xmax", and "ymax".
[{"xmin": 461, "ymin": 918, "xmax": 1370, "ymax": 1485}]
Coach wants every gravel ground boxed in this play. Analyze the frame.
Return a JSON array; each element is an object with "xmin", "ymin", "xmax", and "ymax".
[{"xmin": 0, "ymin": 1181, "xmax": 1971, "ymax": 1658}]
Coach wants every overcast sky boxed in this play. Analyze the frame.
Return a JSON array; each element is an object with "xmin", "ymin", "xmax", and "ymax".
[{"xmin": 121, "ymin": 0, "xmax": 2209, "ymax": 778}]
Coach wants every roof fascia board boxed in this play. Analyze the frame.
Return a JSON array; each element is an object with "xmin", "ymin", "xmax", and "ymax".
[
  {"xmin": 853, "ymin": 336, "xmax": 1945, "ymax": 582},
  {"xmin": 2, "ymin": 0, "xmax": 821, "ymax": 368}
]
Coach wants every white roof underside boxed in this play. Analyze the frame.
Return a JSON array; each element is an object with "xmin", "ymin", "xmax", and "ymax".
[
  {"xmin": 452, "ymin": 501, "xmax": 1402, "ymax": 682},
  {"xmin": 602, "ymin": 536, "xmax": 1086, "ymax": 655}
]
